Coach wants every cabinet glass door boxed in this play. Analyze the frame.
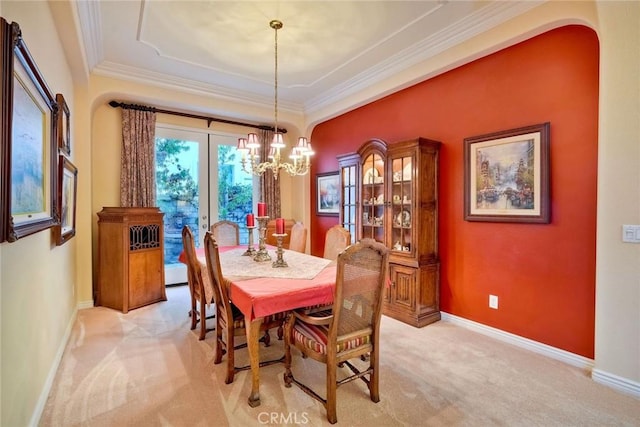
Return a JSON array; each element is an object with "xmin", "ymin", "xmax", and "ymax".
[
  {"xmin": 390, "ymin": 155, "xmax": 413, "ymax": 253},
  {"xmin": 340, "ymin": 164, "xmax": 358, "ymax": 244},
  {"xmin": 361, "ymin": 153, "xmax": 385, "ymax": 243}
]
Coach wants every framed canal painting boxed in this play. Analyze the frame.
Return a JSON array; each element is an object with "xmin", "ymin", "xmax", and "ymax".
[{"xmin": 464, "ymin": 122, "xmax": 550, "ymax": 224}]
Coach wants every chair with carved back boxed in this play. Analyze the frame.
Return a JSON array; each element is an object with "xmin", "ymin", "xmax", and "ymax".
[
  {"xmin": 288, "ymin": 222, "xmax": 307, "ymax": 253},
  {"xmin": 181, "ymin": 225, "xmax": 215, "ymax": 340},
  {"xmin": 283, "ymin": 238, "xmax": 390, "ymax": 424},
  {"xmin": 203, "ymin": 231, "xmax": 287, "ymax": 384},
  {"xmin": 210, "ymin": 220, "xmax": 240, "ymax": 246},
  {"xmin": 323, "ymin": 225, "xmax": 351, "ymax": 260}
]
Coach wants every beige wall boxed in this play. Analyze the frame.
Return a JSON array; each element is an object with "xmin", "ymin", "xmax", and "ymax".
[
  {"xmin": 0, "ymin": 2, "xmax": 77, "ymax": 426},
  {"xmin": 594, "ymin": 0, "xmax": 640, "ymax": 386},
  {"xmin": 0, "ymin": 1, "xmax": 638, "ymax": 425}
]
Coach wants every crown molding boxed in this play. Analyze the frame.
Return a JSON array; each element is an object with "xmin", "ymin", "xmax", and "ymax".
[{"xmin": 305, "ymin": 0, "xmax": 544, "ymax": 114}]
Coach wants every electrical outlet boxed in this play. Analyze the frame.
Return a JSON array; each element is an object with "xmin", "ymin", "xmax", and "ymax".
[{"xmin": 489, "ymin": 294, "xmax": 499, "ymax": 309}]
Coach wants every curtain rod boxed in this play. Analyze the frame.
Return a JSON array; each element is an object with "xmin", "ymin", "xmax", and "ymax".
[{"xmin": 108, "ymin": 100, "xmax": 287, "ymax": 134}]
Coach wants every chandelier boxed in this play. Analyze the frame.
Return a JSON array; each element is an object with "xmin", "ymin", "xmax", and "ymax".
[{"xmin": 237, "ymin": 20, "xmax": 313, "ymax": 180}]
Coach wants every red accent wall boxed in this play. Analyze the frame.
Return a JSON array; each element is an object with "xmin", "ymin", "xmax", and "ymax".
[{"xmin": 309, "ymin": 26, "xmax": 599, "ymax": 358}]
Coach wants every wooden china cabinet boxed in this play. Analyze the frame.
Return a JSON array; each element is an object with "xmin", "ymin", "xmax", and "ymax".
[{"xmin": 337, "ymin": 137, "xmax": 441, "ymax": 327}]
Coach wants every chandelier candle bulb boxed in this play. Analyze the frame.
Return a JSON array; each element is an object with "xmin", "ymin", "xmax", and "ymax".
[
  {"xmin": 276, "ymin": 218, "xmax": 285, "ymax": 234},
  {"xmin": 246, "ymin": 213, "xmax": 255, "ymax": 227},
  {"xmin": 258, "ymin": 202, "xmax": 267, "ymax": 217}
]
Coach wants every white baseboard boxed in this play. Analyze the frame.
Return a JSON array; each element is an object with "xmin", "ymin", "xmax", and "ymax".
[
  {"xmin": 29, "ymin": 307, "xmax": 78, "ymax": 427},
  {"xmin": 441, "ymin": 312, "xmax": 640, "ymax": 399},
  {"xmin": 77, "ymin": 299, "xmax": 94, "ymax": 310},
  {"xmin": 440, "ymin": 312, "xmax": 594, "ymax": 369},
  {"xmin": 592, "ymin": 368, "xmax": 640, "ymax": 399}
]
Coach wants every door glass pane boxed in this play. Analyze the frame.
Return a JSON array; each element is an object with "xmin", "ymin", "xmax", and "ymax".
[
  {"xmin": 217, "ymin": 145, "xmax": 253, "ymax": 244},
  {"xmin": 155, "ymin": 137, "xmax": 200, "ymax": 269},
  {"xmin": 154, "ymin": 129, "xmax": 254, "ymax": 286}
]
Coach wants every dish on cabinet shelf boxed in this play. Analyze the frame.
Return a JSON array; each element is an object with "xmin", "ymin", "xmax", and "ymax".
[
  {"xmin": 363, "ymin": 167, "xmax": 379, "ymax": 184},
  {"xmin": 396, "ymin": 210, "xmax": 411, "ymax": 227},
  {"xmin": 393, "ymin": 241, "xmax": 410, "ymax": 251},
  {"xmin": 376, "ymin": 194, "xmax": 384, "ymax": 204}
]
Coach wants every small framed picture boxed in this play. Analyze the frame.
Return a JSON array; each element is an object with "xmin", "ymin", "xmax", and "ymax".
[
  {"xmin": 316, "ymin": 171, "xmax": 340, "ymax": 216},
  {"xmin": 464, "ymin": 122, "xmax": 550, "ymax": 223},
  {"xmin": 55, "ymin": 155, "xmax": 78, "ymax": 245},
  {"xmin": 56, "ymin": 93, "xmax": 70, "ymax": 156}
]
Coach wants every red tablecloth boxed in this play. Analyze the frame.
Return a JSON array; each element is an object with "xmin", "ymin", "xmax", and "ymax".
[
  {"xmin": 179, "ymin": 246, "xmax": 335, "ymax": 320},
  {"xmin": 230, "ymin": 265, "xmax": 336, "ymax": 320}
]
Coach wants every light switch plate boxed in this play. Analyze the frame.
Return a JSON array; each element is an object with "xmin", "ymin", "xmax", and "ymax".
[{"xmin": 622, "ymin": 225, "xmax": 640, "ymax": 243}]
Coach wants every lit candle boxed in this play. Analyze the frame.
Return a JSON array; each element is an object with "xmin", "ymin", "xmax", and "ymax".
[
  {"xmin": 246, "ymin": 213, "xmax": 255, "ymax": 227},
  {"xmin": 276, "ymin": 218, "xmax": 285, "ymax": 234},
  {"xmin": 257, "ymin": 202, "xmax": 267, "ymax": 217}
]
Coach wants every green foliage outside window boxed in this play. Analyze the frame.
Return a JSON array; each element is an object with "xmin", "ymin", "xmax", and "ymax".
[
  {"xmin": 217, "ymin": 145, "xmax": 252, "ymax": 220},
  {"xmin": 156, "ymin": 138, "xmax": 198, "ymax": 206}
]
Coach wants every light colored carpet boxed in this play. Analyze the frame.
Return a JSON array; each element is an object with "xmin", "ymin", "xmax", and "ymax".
[{"xmin": 40, "ymin": 285, "xmax": 640, "ymax": 426}]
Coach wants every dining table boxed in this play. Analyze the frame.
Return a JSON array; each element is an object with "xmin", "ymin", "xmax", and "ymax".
[{"xmin": 179, "ymin": 244, "xmax": 336, "ymax": 407}]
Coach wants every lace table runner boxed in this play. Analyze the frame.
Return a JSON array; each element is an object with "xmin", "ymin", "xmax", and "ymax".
[{"xmin": 216, "ymin": 247, "xmax": 332, "ymax": 280}]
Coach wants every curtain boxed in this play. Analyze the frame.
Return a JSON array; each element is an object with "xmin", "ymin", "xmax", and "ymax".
[
  {"xmin": 120, "ymin": 108, "xmax": 157, "ymax": 207},
  {"xmin": 258, "ymin": 129, "xmax": 281, "ymax": 218}
]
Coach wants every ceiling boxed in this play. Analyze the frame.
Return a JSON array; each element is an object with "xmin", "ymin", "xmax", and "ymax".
[{"xmin": 76, "ymin": 1, "xmax": 543, "ymax": 119}]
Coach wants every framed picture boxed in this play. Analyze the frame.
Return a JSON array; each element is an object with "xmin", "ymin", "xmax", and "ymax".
[
  {"xmin": 316, "ymin": 171, "xmax": 340, "ymax": 216},
  {"xmin": 55, "ymin": 155, "xmax": 77, "ymax": 245},
  {"xmin": 56, "ymin": 93, "xmax": 70, "ymax": 156},
  {"xmin": 0, "ymin": 19, "xmax": 58, "ymax": 242},
  {"xmin": 464, "ymin": 122, "xmax": 550, "ymax": 223}
]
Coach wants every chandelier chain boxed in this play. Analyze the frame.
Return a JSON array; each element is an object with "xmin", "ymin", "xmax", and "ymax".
[{"xmin": 273, "ymin": 21, "xmax": 278, "ymax": 138}]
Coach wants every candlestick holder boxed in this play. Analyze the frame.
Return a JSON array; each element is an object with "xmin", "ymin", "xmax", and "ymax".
[
  {"xmin": 254, "ymin": 216, "xmax": 271, "ymax": 262},
  {"xmin": 272, "ymin": 233, "xmax": 288, "ymax": 268},
  {"xmin": 242, "ymin": 226, "xmax": 257, "ymax": 256}
]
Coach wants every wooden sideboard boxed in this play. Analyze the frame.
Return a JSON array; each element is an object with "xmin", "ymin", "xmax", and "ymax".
[{"xmin": 97, "ymin": 207, "xmax": 167, "ymax": 313}]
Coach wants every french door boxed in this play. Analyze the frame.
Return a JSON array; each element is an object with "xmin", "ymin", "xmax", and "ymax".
[{"xmin": 155, "ymin": 125, "xmax": 256, "ymax": 285}]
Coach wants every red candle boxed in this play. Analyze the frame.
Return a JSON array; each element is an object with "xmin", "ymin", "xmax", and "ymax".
[
  {"xmin": 246, "ymin": 213, "xmax": 254, "ymax": 227},
  {"xmin": 257, "ymin": 202, "xmax": 266, "ymax": 217},
  {"xmin": 276, "ymin": 218, "xmax": 285, "ymax": 234}
]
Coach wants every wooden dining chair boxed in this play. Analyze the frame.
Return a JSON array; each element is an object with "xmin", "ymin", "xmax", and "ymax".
[
  {"xmin": 288, "ymin": 222, "xmax": 307, "ymax": 253},
  {"xmin": 181, "ymin": 225, "xmax": 215, "ymax": 340},
  {"xmin": 283, "ymin": 238, "xmax": 389, "ymax": 424},
  {"xmin": 203, "ymin": 231, "xmax": 287, "ymax": 384},
  {"xmin": 210, "ymin": 220, "xmax": 240, "ymax": 246},
  {"xmin": 323, "ymin": 225, "xmax": 351, "ymax": 260}
]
